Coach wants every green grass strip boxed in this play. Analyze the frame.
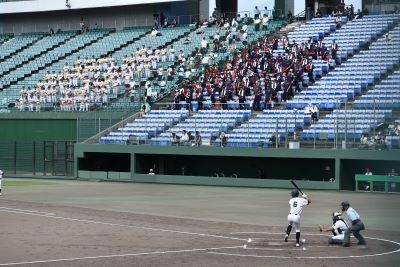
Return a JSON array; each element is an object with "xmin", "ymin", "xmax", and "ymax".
[{"xmin": 2, "ymin": 179, "xmax": 57, "ymax": 186}]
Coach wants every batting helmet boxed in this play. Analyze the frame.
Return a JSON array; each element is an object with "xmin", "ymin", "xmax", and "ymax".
[{"xmin": 291, "ymin": 189, "xmax": 299, "ymax": 197}]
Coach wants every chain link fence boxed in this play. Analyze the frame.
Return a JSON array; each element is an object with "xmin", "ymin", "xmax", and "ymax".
[{"xmin": 0, "ymin": 141, "xmax": 74, "ymax": 177}]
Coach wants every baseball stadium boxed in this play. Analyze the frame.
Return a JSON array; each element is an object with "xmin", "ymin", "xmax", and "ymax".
[{"xmin": 0, "ymin": 0, "xmax": 399, "ymax": 266}]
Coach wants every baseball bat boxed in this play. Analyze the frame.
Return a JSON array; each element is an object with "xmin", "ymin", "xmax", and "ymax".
[{"xmin": 290, "ymin": 180, "xmax": 304, "ymax": 195}]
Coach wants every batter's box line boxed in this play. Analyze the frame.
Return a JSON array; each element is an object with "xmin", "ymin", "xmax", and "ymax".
[
  {"xmin": 230, "ymin": 231, "xmax": 327, "ymax": 236},
  {"xmin": 244, "ymin": 247, "xmax": 307, "ymax": 251},
  {"xmin": 247, "ymin": 240, "xmax": 322, "ymax": 244}
]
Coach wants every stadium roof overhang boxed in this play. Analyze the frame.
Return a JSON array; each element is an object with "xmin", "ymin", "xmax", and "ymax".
[{"xmin": 0, "ymin": 0, "xmax": 186, "ymax": 14}]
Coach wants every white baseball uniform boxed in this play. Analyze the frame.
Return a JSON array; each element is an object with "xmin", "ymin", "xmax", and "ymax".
[
  {"xmin": 331, "ymin": 220, "xmax": 348, "ymax": 241},
  {"xmin": 0, "ymin": 169, "xmax": 3, "ymax": 195},
  {"xmin": 287, "ymin": 197, "xmax": 309, "ymax": 232}
]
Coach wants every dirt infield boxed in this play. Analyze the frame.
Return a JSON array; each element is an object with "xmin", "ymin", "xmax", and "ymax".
[{"xmin": 0, "ymin": 180, "xmax": 399, "ymax": 267}]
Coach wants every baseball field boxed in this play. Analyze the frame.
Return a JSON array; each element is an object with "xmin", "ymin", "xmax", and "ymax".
[{"xmin": 0, "ymin": 179, "xmax": 399, "ymax": 267}]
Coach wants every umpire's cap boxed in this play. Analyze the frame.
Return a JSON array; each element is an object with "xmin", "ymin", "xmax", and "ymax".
[{"xmin": 341, "ymin": 201, "xmax": 350, "ymax": 207}]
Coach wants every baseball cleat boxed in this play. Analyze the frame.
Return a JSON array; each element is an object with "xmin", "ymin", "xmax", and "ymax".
[
  {"xmin": 296, "ymin": 243, "xmax": 300, "ymax": 247},
  {"xmin": 284, "ymin": 234, "xmax": 288, "ymax": 242}
]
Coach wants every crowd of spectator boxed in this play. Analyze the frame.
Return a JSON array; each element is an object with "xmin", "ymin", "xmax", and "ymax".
[
  {"xmin": 17, "ymin": 56, "xmax": 120, "ymax": 111},
  {"xmin": 11, "ymin": 6, "xmax": 400, "ymax": 152},
  {"xmin": 314, "ymin": 3, "xmax": 372, "ymax": 22},
  {"xmin": 17, "ymin": 4, "xmax": 340, "ymax": 114},
  {"xmin": 388, "ymin": 121, "xmax": 400, "ymax": 136},
  {"xmin": 15, "ymin": 7, "xmax": 278, "ymax": 112},
  {"xmin": 17, "ymin": 39, "xmax": 183, "ymax": 111},
  {"xmin": 172, "ymin": 22, "xmax": 338, "ymax": 112},
  {"xmin": 359, "ymin": 132, "xmax": 386, "ymax": 150},
  {"xmin": 170, "ymin": 129, "xmax": 202, "ymax": 146}
]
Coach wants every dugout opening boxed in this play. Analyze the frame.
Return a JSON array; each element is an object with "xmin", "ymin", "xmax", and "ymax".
[
  {"xmin": 135, "ymin": 154, "xmax": 334, "ymax": 181},
  {"xmin": 78, "ymin": 152, "xmax": 131, "ymax": 172}
]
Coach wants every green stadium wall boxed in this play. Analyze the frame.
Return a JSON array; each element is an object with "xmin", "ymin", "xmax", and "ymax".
[
  {"xmin": 1, "ymin": 119, "xmax": 76, "ymax": 141},
  {"xmin": 0, "ymin": 113, "xmax": 128, "ymax": 175},
  {"xmin": 0, "ymin": 112, "xmax": 128, "ymax": 141}
]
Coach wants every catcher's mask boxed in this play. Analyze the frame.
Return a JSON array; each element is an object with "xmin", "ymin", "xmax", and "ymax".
[{"xmin": 332, "ymin": 212, "xmax": 342, "ymax": 222}]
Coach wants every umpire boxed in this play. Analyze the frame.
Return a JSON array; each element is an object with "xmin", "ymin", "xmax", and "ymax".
[{"xmin": 340, "ymin": 201, "xmax": 366, "ymax": 247}]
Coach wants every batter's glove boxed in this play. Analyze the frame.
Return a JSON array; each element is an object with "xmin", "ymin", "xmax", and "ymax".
[{"xmin": 302, "ymin": 194, "xmax": 307, "ymax": 198}]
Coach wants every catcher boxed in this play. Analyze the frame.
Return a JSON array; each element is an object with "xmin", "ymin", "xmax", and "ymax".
[{"xmin": 319, "ymin": 212, "xmax": 348, "ymax": 245}]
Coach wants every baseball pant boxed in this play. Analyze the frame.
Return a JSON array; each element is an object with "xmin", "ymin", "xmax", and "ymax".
[
  {"xmin": 343, "ymin": 220, "xmax": 366, "ymax": 245},
  {"xmin": 287, "ymin": 214, "xmax": 301, "ymax": 232},
  {"xmin": 328, "ymin": 234, "xmax": 344, "ymax": 245}
]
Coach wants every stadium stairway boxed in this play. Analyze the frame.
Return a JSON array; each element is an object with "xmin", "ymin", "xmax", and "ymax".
[{"xmin": 275, "ymin": 21, "xmax": 303, "ymax": 36}]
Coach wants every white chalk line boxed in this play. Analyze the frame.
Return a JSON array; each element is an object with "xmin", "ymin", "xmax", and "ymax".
[
  {"xmin": 244, "ymin": 247, "xmax": 301, "ymax": 251},
  {"xmin": 219, "ymin": 231, "xmax": 400, "ymax": 259},
  {"xmin": 244, "ymin": 245, "xmax": 337, "ymax": 250},
  {"xmin": 231, "ymin": 231, "xmax": 326, "ymax": 236},
  {"xmin": 0, "ymin": 206, "xmax": 55, "ymax": 216},
  {"xmin": 0, "ymin": 207, "xmax": 247, "ymax": 265},
  {"xmin": 1, "ymin": 209, "xmax": 399, "ymax": 261},
  {"xmin": 0, "ymin": 208, "xmax": 245, "ymax": 242},
  {"xmin": 0, "ymin": 246, "xmax": 244, "ymax": 266},
  {"xmin": 246, "ymin": 238, "xmax": 294, "ymax": 241},
  {"xmin": 209, "ymin": 247, "xmax": 400, "ymax": 259}
]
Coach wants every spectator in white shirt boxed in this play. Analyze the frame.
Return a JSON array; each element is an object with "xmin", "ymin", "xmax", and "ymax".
[
  {"xmin": 201, "ymin": 37, "xmax": 208, "ymax": 53},
  {"xmin": 180, "ymin": 130, "xmax": 190, "ymax": 146},
  {"xmin": 365, "ymin": 168, "xmax": 372, "ymax": 175},
  {"xmin": 150, "ymin": 27, "xmax": 158, "ymax": 37}
]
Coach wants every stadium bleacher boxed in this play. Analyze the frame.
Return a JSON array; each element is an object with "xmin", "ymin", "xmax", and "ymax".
[
  {"xmin": 1, "ymin": 12, "xmax": 399, "ymax": 149},
  {"xmin": 96, "ymin": 14, "xmax": 399, "ymax": 147},
  {"xmin": 100, "ymin": 109, "xmax": 189, "ymax": 145}
]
